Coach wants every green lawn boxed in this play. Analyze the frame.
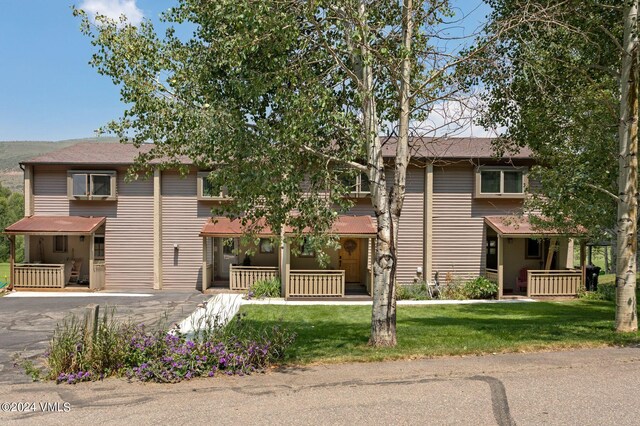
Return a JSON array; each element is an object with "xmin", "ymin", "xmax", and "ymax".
[
  {"xmin": 0, "ymin": 263, "xmax": 9, "ymax": 284},
  {"xmin": 240, "ymin": 301, "xmax": 640, "ymax": 364}
]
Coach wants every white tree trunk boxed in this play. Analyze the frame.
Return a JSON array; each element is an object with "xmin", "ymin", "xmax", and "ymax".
[
  {"xmin": 368, "ymin": 0, "xmax": 413, "ymax": 346},
  {"xmin": 616, "ymin": 0, "xmax": 638, "ymax": 333}
]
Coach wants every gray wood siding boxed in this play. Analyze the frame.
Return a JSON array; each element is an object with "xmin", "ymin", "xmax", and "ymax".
[
  {"xmin": 432, "ymin": 165, "xmax": 522, "ymax": 279},
  {"xmin": 32, "ymin": 166, "xmax": 154, "ymax": 290},
  {"xmin": 104, "ymin": 170, "xmax": 154, "ymax": 290},
  {"xmin": 162, "ymin": 172, "xmax": 205, "ymax": 291},
  {"xmin": 33, "ymin": 166, "xmax": 69, "ymax": 215},
  {"xmin": 345, "ymin": 167, "xmax": 424, "ymax": 284}
]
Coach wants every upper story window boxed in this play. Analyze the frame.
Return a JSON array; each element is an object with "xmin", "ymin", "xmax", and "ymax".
[
  {"xmin": 475, "ymin": 167, "xmax": 527, "ymax": 198},
  {"xmin": 342, "ymin": 173, "xmax": 370, "ymax": 198},
  {"xmin": 67, "ymin": 171, "xmax": 117, "ymax": 201},
  {"xmin": 197, "ymin": 172, "xmax": 229, "ymax": 200}
]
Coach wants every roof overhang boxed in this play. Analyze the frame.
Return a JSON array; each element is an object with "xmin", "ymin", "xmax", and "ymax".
[
  {"xmin": 484, "ymin": 215, "xmax": 581, "ymax": 238},
  {"xmin": 200, "ymin": 215, "xmax": 377, "ymax": 238},
  {"xmin": 3, "ymin": 216, "xmax": 106, "ymax": 236}
]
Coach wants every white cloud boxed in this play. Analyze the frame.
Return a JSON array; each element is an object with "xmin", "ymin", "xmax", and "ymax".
[
  {"xmin": 411, "ymin": 98, "xmax": 504, "ymax": 138},
  {"xmin": 80, "ymin": 0, "xmax": 144, "ymax": 25}
]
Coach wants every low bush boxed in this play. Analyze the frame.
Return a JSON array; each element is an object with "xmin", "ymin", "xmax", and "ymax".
[
  {"xmin": 462, "ymin": 277, "xmax": 499, "ymax": 300},
  {"xmin": 247, "ymin": 277, "xmax": 281, "ymax": 299},
  {"xmin": 396, "ymin": 283, "xmax": 431, "ymax": 300},
  {"xmin": 579, "ymin": 283, "xmax": 616, "ymax": 301},
  {"xmin": 438, "ymin": 277, "xmax": 498, "ymax": 300},
  {"xmin": 20, "ymin": 308, "xmax": 295, "ymax": 384}
]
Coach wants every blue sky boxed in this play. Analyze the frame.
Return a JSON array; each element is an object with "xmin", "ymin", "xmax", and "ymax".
[{"xmin": 0, "ymin": 0, "xmax": 491, "ymax": 141}]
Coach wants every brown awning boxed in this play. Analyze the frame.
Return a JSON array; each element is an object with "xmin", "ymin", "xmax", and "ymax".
[
  {"xmin": 4, "ymin": 216, "xmax": 106, "ymax": 235},
  {"xmin": 484, "ymin": 215, "xmax": 575, "ymax": 237},
  {"xmin": 200, "ymin": 217, "xmax": 276, "ymax": 238},
  {"xmin": 200, "ymin": 215, "xmax": 377, "ymax": 237}
]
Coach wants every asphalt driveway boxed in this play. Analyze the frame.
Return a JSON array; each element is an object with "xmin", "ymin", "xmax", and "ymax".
[{"xmin": 0, "ymin": 292, "xmax": 204, "ymax": 385}]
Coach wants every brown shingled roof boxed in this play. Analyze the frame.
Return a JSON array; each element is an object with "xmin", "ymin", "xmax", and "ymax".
[
  {"xmin": 23, "ymin": 137, "xmax": 531, "ymax": 165},
  {"xmin": 4, "ymin": 216, "xmax": 106, "ymax": 235},
  {"xmin": 22, "ymin": 142, "xmax": 156, "ymax": 165},
  {"xmin": 381, "ymin": 137, "xmax": 532, "ymax": 159}
]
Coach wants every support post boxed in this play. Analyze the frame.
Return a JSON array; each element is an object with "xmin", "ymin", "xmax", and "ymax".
[
  {"xmin": 84, "ymin": 304, "xmax": 99, "ymax": 345},
  {"xmin": 202, "ymin": 237, "xmax": 209, "ymax": 291},
  {"xmin": 282, "ymin": 241, "xmax": 291, "ymax": 298},
  {"xmin": 9, "ymin": 235, "xmax": 15, "ymax": 291},
  {"xmin": 424, "ymin": 163, "xmax": 433, "ymax": 281},
  {"xmin": 497, "ymin": 235, "xmax": 504, "ymax": 299},
  {"xmin": 153, "ymin": 168, "xmax": 162, "ymax": 290},
  {"xmin": 545, "ymin": 238, "xmax": 557, "ymax": 271},
  {"xmin": 89, "ymin": 233, "xmax": 95, "ymax": 290},
  {"xmin": 580, "ymin": 240, "xmax": 587, "ymax": 291}
]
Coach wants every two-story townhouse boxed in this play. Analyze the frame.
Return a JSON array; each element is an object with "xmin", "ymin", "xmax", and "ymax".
[{"xmin": 3, "ymin": 138, "xmax": 584, "ymax": 298}]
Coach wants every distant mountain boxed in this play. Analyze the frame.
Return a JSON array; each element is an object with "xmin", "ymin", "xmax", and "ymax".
[{"xmin": 0, "ymin": 138, "xmax": 119, "ymax": 192}]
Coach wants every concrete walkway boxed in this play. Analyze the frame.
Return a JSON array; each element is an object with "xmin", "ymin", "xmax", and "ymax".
[
  {"xmin": 175, "ymin": 293, "xmax": 244, "ymax": 336},
  {"xmin": 5, "ymin": 291, "xmax": 153, "ymax": 298}
]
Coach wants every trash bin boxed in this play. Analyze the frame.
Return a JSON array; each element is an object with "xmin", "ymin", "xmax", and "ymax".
[{"xmin": 585, "ymin": 265, "xmax": 601, "ymax": 291}]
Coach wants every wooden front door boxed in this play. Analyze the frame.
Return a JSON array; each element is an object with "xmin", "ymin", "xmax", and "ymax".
[{"xmin": 339, "ymin": 238, "xmax": 361, "ymax": 283}]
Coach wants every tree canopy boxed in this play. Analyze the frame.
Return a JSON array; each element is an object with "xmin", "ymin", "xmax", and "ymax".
[
  {"xmin": 468, "ymin": 0, "xmax": 623, "ymax": 240},
  {"xmin": 0, "ymin": 182, "xmax": 24, "ymax": 262}
]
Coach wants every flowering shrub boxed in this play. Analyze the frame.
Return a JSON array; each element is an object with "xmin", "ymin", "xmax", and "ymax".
[{"xmin": 21, "ymin": 308, "xmax": 295, "ymax": 384}]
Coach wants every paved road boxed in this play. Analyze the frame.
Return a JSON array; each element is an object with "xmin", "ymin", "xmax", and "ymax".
[
  {"xmin": 1, "ymin": 346, "xmax": 640, "ymax": 425},
  {"xmin": 0, "ymin": 292, "xmax": 204, "ymax": 385}
]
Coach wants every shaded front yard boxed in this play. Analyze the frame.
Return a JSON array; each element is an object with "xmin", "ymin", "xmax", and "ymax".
[{"xmin": 240, "ymin": 300, "xmax": 640, "ymax": 364}]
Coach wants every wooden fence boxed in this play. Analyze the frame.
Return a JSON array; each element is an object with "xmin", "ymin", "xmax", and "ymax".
[
  {"xmin": 527, "ymin": 270, "xmax": 582, "ymax": 297},
  {"xmin": 14, "ymin": 264, "xmax": 66, "ymax": 288},
  {"xmin": 229, "ymin": 265, "xmax": 278, "ymax": 290},
  {"xmin": 287, "ymin": 270, "xmax": 345, "ymax": 297}
]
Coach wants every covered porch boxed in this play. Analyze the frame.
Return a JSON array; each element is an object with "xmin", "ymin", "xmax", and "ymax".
[
  {"xmin": 484, "ymin": 215, "xmax": 583, "ymax": 298},
  {"xmin": 3, "ymin": 216, "xmax": 106, "ymax": 290},
  {"xmin": 200, "ymin": 216, "xmax": 376, "ymax": 298}
]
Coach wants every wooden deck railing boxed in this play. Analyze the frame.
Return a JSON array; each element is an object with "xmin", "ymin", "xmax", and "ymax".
[
  {"xmin": 287, "ymin": 270, "xmax": 345, "ymax": 298},
  {"xmin": 92, "ymin": 261, "xmax": 106, "ymax": 290},
  {"xmin": 485, "ymin": 268, "xmax": 498, "ymax": 282},
  {"xmin": 229, "ymin": 265, "xmax": 278, "ymax": 290},
  {"xmin": 527, "ymin": 270, "xmax": 582, "ymax": 297},
  {"xmin": 14, "ymin": 264, "xmax": 66, "ymax": 288}
]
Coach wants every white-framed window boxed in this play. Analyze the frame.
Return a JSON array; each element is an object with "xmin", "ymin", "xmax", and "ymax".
[
  {"xmin": 342, "ymin": 172, "xmax": 370, "ymax": 197},
  {"xmin": 475, "ymin": 167, "xmax": 527, "ymax": 198},
  {"xmin": 53, "ymin": 235, "xmax": 68, "ymax": 253},
  {"xmin": 68, "ymin": 170, "xmax": 117, "ymax": 200},
  {"xmin": 197, "ymin": 172, "xmax": 229, "ymax": 200}
]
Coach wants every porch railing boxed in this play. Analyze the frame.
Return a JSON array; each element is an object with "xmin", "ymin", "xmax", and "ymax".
[
  {"xmin": 229, "ymin": 265, "xmax": 278, "ymax": 290},
  {"xmin": 485, "ymin": 268, "xmax": 498, "ymax": 282},
  {"xmin": 14, "ymin": 264, "xmax": 66, "ymax": 288},
  {"xmin": 527, "ymin": 270, "xmax": 582, "ymax": 297},
  {"xmin": 91, "ymin": 261, "xmax": 106, "ymax": 290},
  {"xmin": 287, "ymin": 270, "xmax": 345, "ymax": 298}
]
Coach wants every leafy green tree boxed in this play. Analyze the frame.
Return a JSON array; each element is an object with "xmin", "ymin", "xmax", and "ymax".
[
  {"xmin": 0, "ymin": 183, "xmax": 24, "ymax": 263},
  {"xmin": 76, "ymin": 0, "xmax": 523, "ymax": 345},
  {"xmin": 469, "ymin": 0, "xmax": 637, "ymax": 331}
]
